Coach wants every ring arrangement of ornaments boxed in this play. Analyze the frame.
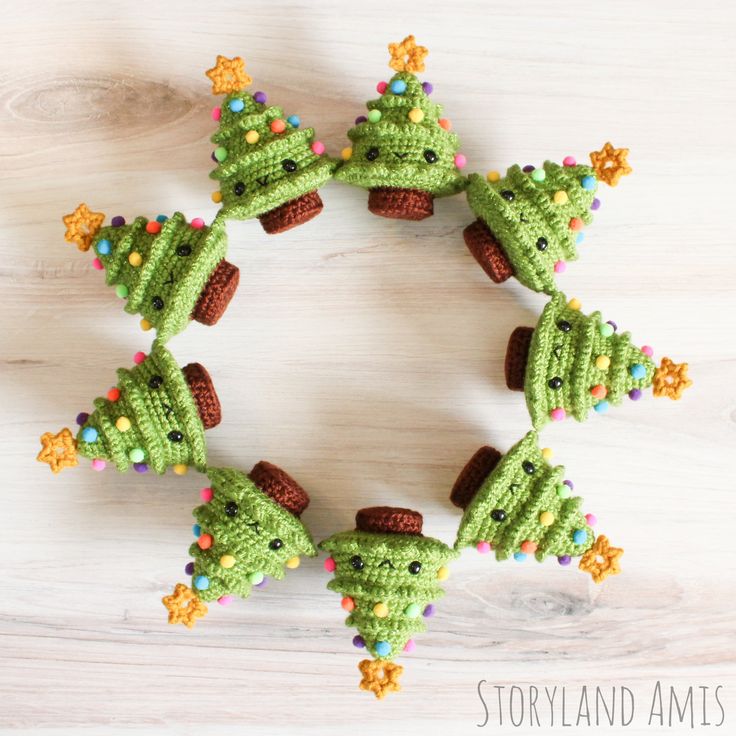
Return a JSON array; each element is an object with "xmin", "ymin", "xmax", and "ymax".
[{"xmin": 38, "ymin": 38, "xmax": 693, "ymax": 700}]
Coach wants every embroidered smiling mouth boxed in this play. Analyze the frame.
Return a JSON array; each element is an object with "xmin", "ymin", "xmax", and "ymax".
[
  {"xmin": 519, "ymin": 212, "xmax": 529, "ymax": 223},
  {"xmin": 378, "ymin": 559, "xmax": 396, "ymax": 570},
  {"xmin": 393, "ymin": 152, "xmax": 408, "ymax": 160},
  {"xmin": 163, "ymin": 271, "xmax": 175, "ymax": 286},
  {"xmin": 256, "ymin": 176, "xmax": 269, "ymax": 187}
]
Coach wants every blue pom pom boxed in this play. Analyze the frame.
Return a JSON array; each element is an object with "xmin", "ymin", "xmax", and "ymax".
[
  {"xmin": 192, "ymin": 524, "xmax": 201, "ymax": 537},
  {"xmin": 156, "ymin": 214, "xmax": 168, "ymax": 223},
  {"xmin": 193, "ymin": 575, "xmax": 210, "ymax": 590},
  {"xmin": 228, "ymin": 98, "xmax": 245, "ymax": 113},
  {"xmin": 96, "ymin": 239, "xmax": 111, "ymax": 255},
  {"xmin": 581, "ymin": 175, "xmax": 597, "ymax": 191},
  {"xmin": 573, "ymin": 529, "xmax": 587, "ymax": 545},
  {"xmin": 286, "ymin": 115, "xmax": 300, "ymax": 128},
  {"xmin": 630, "ymin": 363, "xmax": 646, "ymax": 379},
  {"xmin": 514, "ymin": 552, "xmax": 527, "ymax": 562},
  {"xmin": 374, "ymin": 641, "xmax": 392, "ymax": 657},
  {"xmin": 576, "ymin": 232, "xmax": 585, "ymax": 244},
  {"xmin": 390, "ymin": 79, "xmax": 407, "ymax": 95},
  {"xmin": 81, "ymin": 426, "xmax": 98, "ymax": 443},
  {"xmin": 594, "ymin": 400, "xmax": 610, "ymax": 414}
]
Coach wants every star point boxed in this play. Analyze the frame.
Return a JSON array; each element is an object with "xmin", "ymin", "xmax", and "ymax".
[
  {"xmin": 388, "ymin": 35, "xmax": 428, "ymax": 74},
  {"xmin": 579, "ymin": 535, "xmax": 623, "ymax": 584},
  {"xmin": 358, "ymin": 658, "xmax": 403, "ymax": 699},
  {"xmin": 63, "ymin": 203, "xmax": 105, "ymax": 252},
  {"xmin": 162, "ymin": 583, "xmax": 208, "ymax": 628},
  {"xmin": 205, "ymin": 55, "xmax": 252, "ymax": 95},
  {"xmin": 589, "ymin": 142, "xmax": 632, "ymax": 187},
  {"xmin": 37, "ymin": 428, "xmax": 78, "ymax": 474},
  {"xmin": 653, "ymin": 357, "xmax": 692, "ymax": 400}
]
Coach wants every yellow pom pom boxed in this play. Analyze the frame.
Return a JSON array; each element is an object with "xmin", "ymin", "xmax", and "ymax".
[
  {"xmin": 211, "ymin": 191, "xmax": 223, "ymax": 203},
  {"xmin": 595, "ymin": 355, "xmax": 611, "ymax": 371},
  {"xmin": 173, "ymin": 464, "xmax": 188, "ymax": 476},
  {"xmin": 373, "ymin": 602, "xmax": 389, "ymax": 618},
  {"xmin": 286, "ymin": 556, "xmax": 300, "ymax": 569},
  {"xmin": 568, "ymin": 297, "xmax": 582, "ymax": 311},
  {"xmin": 437, "ymin": 566, "xmax": 450, "ymax": 581},
  {"xmin": 220, "ymin": 555, "xmax": 236, "ymax": 569},
  {"xmin": 487, "ymin": 170, "xmax": 501, "ymax": 183},
  {"xmin": 140, "ymin": 319, "xmax": 152, "ymax": 332},
  {"xmin": 408, "ymin": 107, "xmax": 424, "ymax": 123},
  {"xmin": 539, "ymin": 511, "xmax": 555, "ymax": 526},
  {"xmin": 128, "ymin": 252, "xmax": 142, "ymax": 267},
  {"xmin": 341, "ymin": 147, "xmax": 353, "ymax": 161},
  {"xmin": 541, "ymin": 447, "xmax": 553, "ymax": 461},
  {"xmin": 245, "ymin": 130, "xmax": 260, "ymax": 144},
  {"xmin": 553, "ymin": 190, "xmax": 569, "ymax": 205},
  {"xmin": 115, "ymin": 416, "xmax": 131, "ymax": 432}
]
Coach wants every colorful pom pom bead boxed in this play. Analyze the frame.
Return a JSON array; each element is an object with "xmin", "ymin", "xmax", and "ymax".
[
  {"xmin": 563, "ymin": 156, "xmax": 577, "ymax": 166},
  {"xmin": 146, "ymin": 221, "xmax": 161, "ymax": 234},
  {"xmin": 514, "ymin": 552, "xmax": 527, "ymax": 562},
  {"xmin": 531, "ymin": 168, "xmax": 546, "ymax": 182},
  {"xmin": 211, "ymin": 191, "xmax": 222, "ymax": 203},
  {"xmin": 115, "ymin": 416, "xmax": 131, "ymax": 432},
  {"xmin": 193, "ymin": 575, "xmax": 209, "ymax": 590},
  {"xmin": 214, "ymin": 147, "xmax": 227, "ymax": 162},
  {"xmin": 573, "ymin": 529, "xmax": 587, "ymax": 545},
  {"xmin": 607, "ymin": 321, "xmax": 618, "ymax": 332},
  {"xmin": 115, "ymin": 284, "xmax": 128, "ymax": 299},
  {"xmin": 454, "ymin": 154, "xmax": 467, "ymax": 169},
  {"xmin": 173, "ymin": 464, "xmax": 188, "ymax": 475},
  {"xmin": 133, "ymin": 463, "xmax": 148, "ymax": 473},
  {"xmin": 91, "ymin": 459, "xmax": 106, "ymax": 471},
  {"xmin": 324, "ymin": 556, "xmax": 336, "ymax": 573},
  {"xmin": 541, "ymin": 447, "xmax": 553, "ymax": 461},
  {"xmin": 245, "ymin": 130, "xmax": 260, "ymax": 144},
  {"xmin": 591, "ymin": 384, "xmax": 607, "ymax": 399},
  {"xmin": 76, "ymin": 412, "xmax": 89, "ymax": 426},
  {"xmin": 569, "ymin": 218, "xmax": 583, "ymax": 231},
  {"xmin": 403, "ymin": 639, "xmax": 416, "ymax": 653},
  {"xmin": 285, "ymin": 556, "xmax": 300, "ymax": 569},
  {"xmin": 581, "ymin": 175, "xmax": 596, "ymax": 191},
  {"xmin": 81, "ymin": 427, "xmax": 98, "ymax": 443},
  {"xmin": 595, "ymin": 355, "xmax": 611, "ymax": 370},
  {"xmin": 594, "ymin": 400, "xmax": 610, "ymax": 414},
  {"xmin": 107, "ymin": 387, "xmax": 120, "ymax": 402},
  {"xmin": 286, "ymin": 114, "xmax": 300, "ymax": 127},
  {"xmin": 311, "ymin": 141, "xmax": 325, "ymax": 155},
  {"xmin": 585, "ymin": 513, "xmax": 597, "ymax": 526},
  {"xmin": 96, "ymin": 239, "xmax": 111, "ymax": 255},
  {"xmin": 248, "ymin": 571, "xmax": 265, "ymax": 585},
  {"xmin": 341, "ymin": 147, "xmax": 352, "ymax": 161},
  {"xmin": 487, "ymin": 170, "xmax": 500, "ymax": 182},
  {"xmin": 629, "ymin": 388, "xmax": 642, "ymax": 401},
  {"xmin": 353, "ymin": 635, "xmax": 366, "ymax": 648},
  {"xmin": 437, "ymin": 566, "xmax": 450, "ymax": 581},
  {"xmin": 476, "ymin": 541, "xmax": 491, "ymax": 554},
  {"xmin": 553, "ymin": 190, "xmax": 569, "ymax": 205},
  {"xmin": 185, "ymin": 561, "xmax": 195, "ymax": 575},
  {"xmin": 354, "ymin": 115, "xmax": 367, "ymax": 125},
  {"xmin": 404, "ymin": 603, "xmax": 421, "ymax": 618},
  {"xmin": 253, "ymin": 91, "xmax": 267, "ymax": 104},
  {"xmin": 111, "ymin": 216, "xmax": 125, "ymax": 227},
  {"xmin": 270, "ymin": 119, "xmax": 286, "ymax": 133},
  {"xmin": 591, "ymin": 197, "xmax": 601, "ymax": 210},
  {"xmin": 408, "ymin": 107, "xmax": 424, "ymax": 123},
  {"xmin": 554, "ymin": 260, "xmax": 567, "ymax": 274},
  {"xmin": 630, "ymin": 363, "xmax": 647, "ymax": 379},
  {"xmin": 422, "ymin": 81, "xmax": 433, "ymax": 94},
  {"xmin": 92, "ymin": 258, "xmax": 104, "ymax": 270},
  {"xmin": 564, "ymin": 479, "xmax": 574, "ymax": 490},
  {"xmin": 376, "ymin": 81, "xmax": 388, "ymax": 94},
  {"xmin": 438, "ymin": 118, "xmax": 452, "ymax": 131},
  {"xmin": 129, "ymin": 448, "xmax": 145, "ymax": 463},
  {"xmin": 197, "ymin": 534, "xmax": 213, "ymax": 550},
  {"xmin": 211, "ymin": 106, "xmax": 221, "ymax": 121},
  {"xmin": 558, "ymin": 555, "xmax": 571, "ymax": 566},
  {"xmin": 192, "ymin": 525, "xmax": 201, "ymax": 537},
  {"xmin": 367, "ymin": 109, "xmax": 381, "ymax": 123},
  {"xmin": 576, "ymin": 232, "xmax": 585, "ymax": 244},
  {"xmin": 600, "ymin": 322, "xmax": 614, "ymax": 337},
  {"xmin": 390, "ymin": 79, "xmax": 407, "ymax": 94},
  {"xmin": 539, "ymin": 511, "xmax": 555, "ymax": 526},
  {"xmin": 641, "ymin": 345, "xmax": 654, "ymax": 357},
  {"xmin": 520, "ymin": 540, "xmax": 537, "ymax": 554},
  {"xmin": 228, "ymin": 98, "xmax": 244, "ymax": 113},
  {"xmin": 550, "ymin": 407, "xmax": 566, "ymax": 422},
  {"xmin": 140, "ymin": 319, "xmax": 152, "ymax": 331},
  {"xmin": 423, "ymin": 604, "xmax": 435, "ymax": 617},
  {"xmin": 557, "ymin": 483, "xmax": 571, "ymax": 499},
  {"xmin": 200, "ymin": 487, "xmax": 213, "ymax": 502},
  {"xmin": 128, "ymin": 251, "xmax": 142, "ymax": 267},
  {"xmin": 373, "ymin": 602, "xmax": 389, "ymax": 618},
  {"xmin": 375, "ymin": 641, "xmax": 392, "ymax": 657},
  {"xmin": 217, "ymin": 595, "xmax": 234, "ymax": 606},
  {"xmin": 220, "ymin": 555, "xmax": 235, "ymax": 569},
  {"xmin": 522, "ymin": 165, "xmax": 534, "ymax": 173},
  {"xmin": 255, "ymin": 577, "xmax": 268, "ymax": 589},
  {"xmin": 341, "ymin": 596, "xmax": 355, "ymax": 612}
]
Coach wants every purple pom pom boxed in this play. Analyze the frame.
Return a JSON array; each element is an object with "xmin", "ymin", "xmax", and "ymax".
[{"xmin": 111, "ymin": 216, "xmax": 125, "ymax": 227}]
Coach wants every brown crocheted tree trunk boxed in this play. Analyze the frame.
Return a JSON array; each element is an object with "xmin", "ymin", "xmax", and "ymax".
[
  {"xmin": 248, "ymin": 460, "xmax": 311, "ymax": 517},
  {"xmin": 182, "ymin": 362, "xmax": 222, "ymax": 429},
  {"xmin": 192, "ymin": 259, "xmax": 240, "ymax": 326},
  {"xmin": 355, "ymin": 506, "xmax": 423, "ymax": 536},
  {"xmin": 463, "ymin": 219, "xmax": 514, "ymax": 283},
  {"xmin": 368, "ymin": 187, "xmax": 434, "ymax": 220},
  {"xmin": 505, "ymin": 326, "xmax": 534, "ymax": 391},
  {"xmin": 449, "ymin": 446, "xmax": 503, "ymax": 510},
  {"xmin": 258, "ymin": 191, "xmax": 324, "ymax": 234}
]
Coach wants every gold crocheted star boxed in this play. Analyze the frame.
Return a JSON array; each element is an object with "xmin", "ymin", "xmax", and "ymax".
[
  {"xmin": 653, "ymin": 357, "xmax": 692, "ymax": 400},
  {"xmin": 358, "ymin": 659, "xmax": 403, "ymax": 699},
  {"xmin": 578, "ymin": 535, "xmax": 623, "ymax": 584},
  {"xmin": 162, "ymin": 583, "xmax": 208, "ymax": 628},
  {"xmin": 388, "ymin": 35, "xmax": 428, "ymax": 74},
  {"xmin": 37, "ymin": 428, "xmax": 78, "ymax": 474},
  {"xmin": 63, "ymin": 203, "xmax": 105, "ymax": 252},
  {"xmin": 589, "ymin": 142, "xmax": 632, "ymax": 187},
  {"xmin": 205, "ymin": 55, "xmax": 252, "ymax": 95}
]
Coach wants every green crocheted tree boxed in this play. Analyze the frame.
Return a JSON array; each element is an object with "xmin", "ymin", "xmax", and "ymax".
[
  {"xmin": 38, "ymin": 344, "xmax": 221, "ymax": 475},
  {"xmin": 163, "ymin": 462, "xmax": 316, "ymax": 627},
  {"xmin": 320, "ymin": 506, "xmax": 457, "ymax": 699},
  {"xmin": 334, "ymin": 35, "xmax": 467, "ymax": 220},
  {"xmin": 206, "ymin": 55, "xmax": 336, "ymax": 234},
  {"xmin": 505, "ymin": 293, "xmax": 692, "ymax": 429},
  {"xmin": 63, "ymin": 204, "xmax": 239, "ymax": 344},
  {"xmin": 450, "ymin": 431, "xmax": 623, "ymax": 582},
  {"xmin": 464, "ymin": 143, "xmax": 633, "ymax": 294}
]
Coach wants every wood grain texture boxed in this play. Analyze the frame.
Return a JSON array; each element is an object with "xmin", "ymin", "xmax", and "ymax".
[{"xmin": 1, "ymin": 1, "xmax": 734, "ymax": 734}]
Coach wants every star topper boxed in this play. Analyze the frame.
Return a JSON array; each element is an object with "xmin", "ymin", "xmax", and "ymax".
[
  {"xmin": 388, "ymin": 35, "xmax": 428, "ymax": 74},
  {"xmin": 578, "ymin": 535, "xmax": 624, "ymax": 584},
  {"xmin": 37, "ymin": 428, "xmax": 78, "ymax": 474},
  {"xmin": 358, "ymin": 658, "xmax": 404, "ymax": 699},
  {"xmin": 205, "ymin": 55, "xmax": 252, "ymax": 95},
  {"xmin": 63, "ymin": 203, "xmax": 105, "ymax": 252},
  {"xmin": 653, "ymin": 357, "xmax": 692, "ymax": 400},
  {"xmin": 589, "ymin": 142, "xmax": 632, "ymax": 187},
  {"xmin": 162, "ymin": 583, "xmax": 208, "ymax": 628}
]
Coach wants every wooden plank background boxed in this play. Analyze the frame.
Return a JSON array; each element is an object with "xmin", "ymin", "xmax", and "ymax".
[{"xmin": 1, "ymin": 1, "xmax": 734, "ymax": 734}]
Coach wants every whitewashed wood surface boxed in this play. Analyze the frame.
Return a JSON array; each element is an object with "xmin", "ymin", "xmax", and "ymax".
[{"xmin": 1, "ymin": 1, "xmax": 734, "ymax": 734}]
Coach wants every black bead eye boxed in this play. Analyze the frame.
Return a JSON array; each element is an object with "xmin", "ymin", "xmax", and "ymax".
[
  {"xmin": 536, "ymin": 237, "xmax": 548, "ymax": 251},
  {"xmin": 548, "ymin": 376, "xmax": 563, "ymax": 390},
  {"xmin": 408, "ymin": 560, "xmax": 422, "ymax": 575},
  {"xmin": 365, "ymin": 147, "xmax": 379, "ymax": 161},
  {"xmin": 234, "ymin": 182, "xmax": 245, "ymax": 196},
  {"xmin": 167, "ymin": 430, "xmax": 183, "ymax": 443},
  {"xmin": 224, "ymin": 501, "xmax": 239, "ymax": 517},
  {"xmin": 491, "ymin": 509, "xmax": 506, "ymax": 522},
  {"xmin": 151, "ymin": 296, "xmax": 164, "ymax": 311},
  {"xmin": 557, "ymin": 320, "xmax": 572, "ymax": 333},
  {"xmin": 148, "ymin": 375, "xmax": 163, "ymax": 389},
  {"xmin": 176, "ymin": 244, "xmax": 192, "ymax": 257},
  {"xmin": 269, "ymin": 538, "xmax": 283, "ymax": 551},
  {"xmin": 282, "ymin": 159, "xmax": 297, "ymax": 172},
  {"xmin": 522, "ymin": 460, "xmax": 536, "ymax": 475},
  {"xmin": 350, "ymin": 555, "xmax": 364, "ymax": 570},
  {"xmin": 423, "ymin": 149, "xmax": 438, "ymax": 164},
  {"xmin": 501, "ymin": 190, "xmax": 515, "ymax": 201}
]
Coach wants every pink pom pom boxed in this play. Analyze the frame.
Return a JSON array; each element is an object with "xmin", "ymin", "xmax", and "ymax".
[
  {"xmin": 476, "ymin": 541, "xmax": 491, "ymax": 554},
  {"xmin": 91, "ymin": 459, "xmax": 106, "ymax": 471},
  {"xmin": 211, "ymin": 106, "xmax": 221, "ymax": 121},
  {"xmin": 585, "ymin": 513, "xmax": 597, "ymax": 526},
  {"xmin": 311, "ymin": 141, "xmax": 325, "ymax": 155},
  {"xmin": 132, "ymin": 351, "xmax": 146, "ymax": 365},
  {"xmin": 217, "ymin": 595, "xmax": 234, "ymax": 606},
  {"xmin": 190, "ymin": 218, "xmax": 205, "ymax": 230},
  {"xmin": 324, "ymin": 556, "xmax": 336, "ymax": 573},
  {"xmin": 376, "ymin": 81, "xmax": 388, "ymax": 94},
  {"xmin": 200, "ymin": 487, "xmax": 213, "ymax": 503},
  {"xmin": 554, "ymin": 260, "xmax": 567, "ymax": 274},
  {"xmin": 92, "ymin": 258, "xmax": 104, "ymax": 270},
  {"xmin": 550, "ymin": 407, "xmax": 567, "ymax": 422},
  {"xmin": 563, "ymin": 156, "xmax": 577, "ymax": 167},
  {"xmin": 403, "ymin": 639, "xmax": 416, "ymax": 653},
  {"xmin": 454, "ymin": 153, "xmax": 467, "ymax": 169},
  {"xmin": 641, "ymin": 345, "xmax": 654, "ymax": 357}
]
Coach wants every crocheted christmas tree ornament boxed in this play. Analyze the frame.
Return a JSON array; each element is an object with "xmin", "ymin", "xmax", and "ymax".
[
  {"xmin": 319, "ymin": 506, "xmax": 457, "ymax": 699},
  {"xmin": 504, "ymin": 293, "xmax": 692, "ymax": 429},
  {"xmin": 37, "ymin": 344, "xmax": 220, "ymax": 474},
  {"xmin": 450, "ymin": 431, "xmax": 623, "ymax": 581},
  {"xmin": 63, "ymin": 205, "xmax": 239, "ymax": 344},
  {"xmin": 463, "ymin": 143, "xmax": 632, "ymax": 294},
  {"xmin": 163, "ymin": 462, "xmax": 316, "ymax": 627},
  {"xmin": 206, "ymin": 55, "xmax": 336, "ymax": 234},
  {"xmin": 334, "ymin": 35, "xmax": 467, "ymax": 221}
]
